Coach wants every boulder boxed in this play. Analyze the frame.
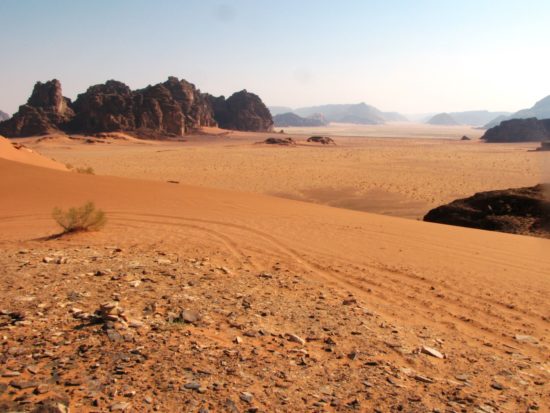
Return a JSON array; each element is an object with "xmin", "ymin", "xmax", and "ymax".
[
  {"xmin": 424, "ymin": 184, "xmax": 550, "ymax": 238},
  {"xmin": 307, "ymin": 136, "xmax": 335, "ymax": 145},
  {"xmin": 481, "ymin": 118, "xmax": 550, "ymax": 143},
  {"xmin": 0, "ymin": 80, "xmax": 74, "ymax": 137}
]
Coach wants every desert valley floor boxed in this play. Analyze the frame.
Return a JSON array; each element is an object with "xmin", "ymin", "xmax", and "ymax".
[{"xmin": 0, "ymin": 124, "xmax": 548, "ymax": 412}]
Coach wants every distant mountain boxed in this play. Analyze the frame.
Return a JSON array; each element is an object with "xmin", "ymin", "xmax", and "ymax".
[
  {"xmin": 273, "ymin": 112, "xmax": 328, "ymax": 127},
  {"xmin": 449, "ymin": 111, "xmax": 510, "ymax": 127},
  {"xmin": 0, "ymin": 110, "xmax": 9, "ymax": 121},
  {"xmin": 484, "ymin": 95, "xmax": 550, "ymax": 128},
  {"xmin": 269, "ymin": 106, "xmax": 294, "ymax": 116},
  {"xmin": 427, "ymin": 113, "xmax": 459, "ymax": 126},
  {"xmin": 292, "ymin": 103, "xmax": 407, "ymax": 124}
]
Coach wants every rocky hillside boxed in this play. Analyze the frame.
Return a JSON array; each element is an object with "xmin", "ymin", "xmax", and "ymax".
[
  {"xmin": 424, "ymin": 184, "xmax": 549, "ymax": 238},
  {"xmin": 448, "ymin": 110, "xmax": 510, "ymax": 127},
  {"xmin": 273, "ymin": 112, "xmax": 328, "ymax": 127},
  {"xmin": 426, "ymin": 113, "xmax": 459, "ymax": 126},
  {"xmin": 484, "ymin": 95, "xmax": 550, "ymax": 128},
  {"xmin": 0, "ymin": 79, "xmax": 272, "ymax": 138},
  {"xmin": 0, "ymin": 110, "xmax": 9, "ymax": 122},
  {"xmin": 481, "ymin": 118, "xmax": 550, "ymax": 142}
]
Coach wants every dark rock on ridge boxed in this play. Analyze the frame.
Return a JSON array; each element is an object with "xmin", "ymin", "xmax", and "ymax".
[
  {"xmin": 0, "ymin": 80, "xmax": 74, "ymax": 137},
  {"xmin": 424, "ymin": 184, "xmax": 550, "ymax": 238},
  {"xmin": 0, "ymin": 78, "xmax": 271, "ymax": 138},
  {"xmin": 274, "ymin": 112, "xmax": 328, "ymax": 127},
  {"xmin": 208, "ymin": 90, "xmax": 273, "ymax": 132},
  {"xmin": 481, "ymin": 118, "xmax": 550, "ymax": 143},
  {"xmin": 0, "ymin": 110, "xmax": 10, "ymax": 121}
]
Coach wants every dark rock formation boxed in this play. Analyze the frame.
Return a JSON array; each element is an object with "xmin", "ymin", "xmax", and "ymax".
[
  {"xmin": 0, "ymin": 78, "xmax": 269, "ymax": 138},
  {"xmin": 0, "ymin": 110, "xmax": 9, "ymax": 121},
  {"xmin": 0, "ymin": 80, "xmax": 75, "ymax": 137},
  {"xmin": 307, "ymin": 136, "xmax": 335, "ymax": 145},
  {"xmin": 69, "ymin": 80, "xmax": 136, "ymax": 133},
  {"xmin": 262, "ymin": 137, "xmax": 295, "ymax": 146},
  {"xmin": 461, "ymin": 135, "xmax": 471, "ymax": 141},
  {"xmin": 426, "ymin": 113, "xmax": 459, "ymax": 126},
  {"xmin": 481, "ymin": 118, "xmax": 550, "ymax": 143},
  {"xmin": 69, "ymin": 77, "xmax": 216, "ymax": 136},
  {"xmin": 208, "ymin": 90, "xmax": 273, "ymax": 132},
  {"xmin": 537, "ymin": 141, "xmax": 550, "ymax": 151},
  {"xmin": 424, "ymin": 184, "xmax": 550, "ymax": 238},
  {"xmin": 274, "ymin": 112, "xmax": 328, "ymax": 127}
]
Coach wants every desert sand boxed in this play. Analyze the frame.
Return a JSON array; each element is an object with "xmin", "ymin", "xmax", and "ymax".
[
  {"xmin": 18, "ymin": 124, "xmax": 545, "ymax": 220},
  {"xmin": 0, "ymin": 126, "xmax": 549, "ymax": 411}
]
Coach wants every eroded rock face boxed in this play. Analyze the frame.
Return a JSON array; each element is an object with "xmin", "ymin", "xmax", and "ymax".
[
  {"xmin": 481, "ymin": 118, "xmax": 550, "ymax": 143},
  {"xmin": 0, "ymin": 80, "xmax": 75, "ymax": 137},
  {"xmin": 209, "ymin": 90, "xmax": 273, "ymax": 132},
  {"xmin": 1, "ymin": 78, "xmax": 270, "ymax": 138},
  {"xmin": 69, "ymin": 80, "xmax": 135, "ymax": 133},
  {"xmin": 424, "ymin": 184, "xmax": 550, "ymax": 238}
]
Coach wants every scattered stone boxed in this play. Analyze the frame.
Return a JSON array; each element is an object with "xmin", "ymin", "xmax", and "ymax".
[
  {"xmin": 240, "ymin": 392, "xmax": 254, "ymax": 404},
  {"xmin": 287, "ymin": 333, "xmax": 306, "ymax": 345},
  {"xmin": 421, "ymin": 345, "xmax": 444, "ymax": 359}
]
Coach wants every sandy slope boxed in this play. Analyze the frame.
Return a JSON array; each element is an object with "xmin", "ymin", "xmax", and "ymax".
[
  {"xmin": 0, "ymin": 158, "xmax": 548, "ymax": 412},
  {"xmin": 0, "ymin": 135, "xmax": 67, "ymax": 171}
]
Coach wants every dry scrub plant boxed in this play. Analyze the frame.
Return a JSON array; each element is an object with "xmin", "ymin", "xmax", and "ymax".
[{"xmin": 52, "ymin": 202, "xmax": 107, "ymax": 233}]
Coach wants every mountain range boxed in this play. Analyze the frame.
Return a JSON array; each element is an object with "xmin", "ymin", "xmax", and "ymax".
[
  {"xmin": 269, "ymin": 103, "xmax": 408, "ymax": 125},
  {"xmin": 484, "ymin": 95, "xmax": 550, "ymax": 128}
]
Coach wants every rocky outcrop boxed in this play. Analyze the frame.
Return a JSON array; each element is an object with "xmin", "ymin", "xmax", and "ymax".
[
  {"xmin": 262, "ymin": 137, "xmax": 295, "ymax": 145},
  {"xmin": 274, "ymin": 112, "xmax": 328, "ymax": 127},
  {"xmin": 0, "ymin": 80, "xmax": 75, "ymax": 137},
  {"xmin": 307, "ymin": 136, "xmax": 335, "ymax": 145},
  {"xmin": 69, "ymin": 77, "xmax": 217, "ymax": 136},
  {"xmin": 0, "ymin": 110, "xmax": 9, "ymax": 121},
  {"xmin": 0, "ymin": 78, "xmax": 269, "ymax": 138},
  {"xmin": 424, "ymin": 184, "xmax": 550, "ymax": 238},
  {"xmin": 537, "ymin": 141, "xmax": 550, "ymax": 151},
  {"xmin": 481, "ymin": 118, "xmax": 550, "ymax": 143},
  {"xmin": 209, "ymin": 90, "xmax": 273, "ymax": 132}
]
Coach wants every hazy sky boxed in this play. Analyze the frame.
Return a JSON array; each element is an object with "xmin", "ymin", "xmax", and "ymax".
[{"xmin": 1, "ymin": 0, "xmax": 549, "ymax": 115}]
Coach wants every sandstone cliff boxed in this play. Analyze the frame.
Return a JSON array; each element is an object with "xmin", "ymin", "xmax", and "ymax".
[{"xmin": 0, "ymin": 78, "xmax": 272, "ymax": 137}]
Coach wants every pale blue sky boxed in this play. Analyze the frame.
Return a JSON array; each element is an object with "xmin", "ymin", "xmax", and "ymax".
[{"xmin": 1, "ymin": 0, "xmax": 549, "ymax": 115}]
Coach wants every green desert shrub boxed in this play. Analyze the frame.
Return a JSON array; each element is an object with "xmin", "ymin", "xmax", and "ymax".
[{"xmin": 52, "ymin": 202, "xmax": 107, "ymax": 233}]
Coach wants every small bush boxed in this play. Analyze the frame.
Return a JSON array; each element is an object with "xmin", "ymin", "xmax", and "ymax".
[
  {"xmin": 75, "ymin": 166, "xmax": 95, "ymax": 175},
  {"xmin": 52, "ymin": 202, "xmax": 107, "ymax": 233}
]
